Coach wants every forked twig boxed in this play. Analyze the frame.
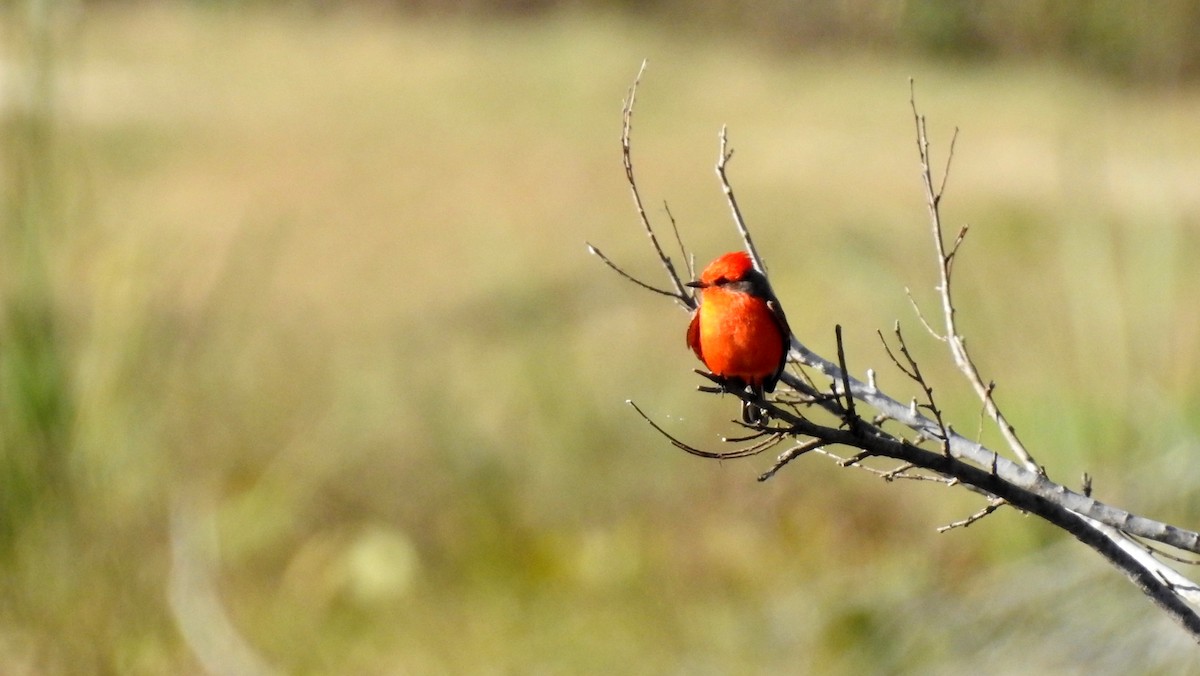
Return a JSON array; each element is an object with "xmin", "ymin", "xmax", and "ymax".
[
  {"xmin": 717, "ymin": 126, "xmax": 772, "ymax": 284},
  {"xmin": 878, "ymin": 323, "xmax": 951, "ymax": 455},
  {"xmin": 622, "ymin": 61, "xmax": 691, "ymax": 302},
  {"xmin": 587, "ymin": 60, "xmax": 694, "ymax": 310}
]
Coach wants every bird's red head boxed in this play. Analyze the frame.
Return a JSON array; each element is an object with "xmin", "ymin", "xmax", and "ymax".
[{"xmin": 695, "ymin": 251, "xmax": 756, "ymax": 287}]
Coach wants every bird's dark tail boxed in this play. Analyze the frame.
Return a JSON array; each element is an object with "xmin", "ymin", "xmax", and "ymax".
[{"xmin": 741, "ymin": 385, "xmax": 768, "ymax": 425}]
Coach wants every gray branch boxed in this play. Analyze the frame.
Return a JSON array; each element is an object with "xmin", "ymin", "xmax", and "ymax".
[{"xmin": 600, "ymin": 64, "xmax": 1200, "ymax": 643}]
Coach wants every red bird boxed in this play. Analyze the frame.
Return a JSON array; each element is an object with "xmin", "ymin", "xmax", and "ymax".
[{"xmin": 686, "ymin": 251, "xmax": 791, "ymax": 424}]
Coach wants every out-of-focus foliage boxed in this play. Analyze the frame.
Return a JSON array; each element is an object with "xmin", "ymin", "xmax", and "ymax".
[
  {"xmin": 139, "ymin": 0, "xmax": 1200, "ymax": 85},
  {"xmin": 2, "ymin": 1, "xmax": 1200, "ymax": 672}
]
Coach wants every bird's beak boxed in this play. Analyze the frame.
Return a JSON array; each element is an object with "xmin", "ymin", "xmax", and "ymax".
[{"xmin": 685, "ymin": 280, "xmax": 706, "ymax": 289}]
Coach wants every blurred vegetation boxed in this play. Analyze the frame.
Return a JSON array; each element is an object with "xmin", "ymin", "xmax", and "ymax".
[
  {"xmin": 150, "ymin": 0, "xmax": 1200, "ymax": 85},
  {"xmin": 2, "ymin": 0, "xmax": 1200, "ymax": 673}
]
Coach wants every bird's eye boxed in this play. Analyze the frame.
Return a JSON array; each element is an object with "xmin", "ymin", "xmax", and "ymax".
[{"xmin": 714, "ymin": 276, "xmax": 729, "ymax": 285}]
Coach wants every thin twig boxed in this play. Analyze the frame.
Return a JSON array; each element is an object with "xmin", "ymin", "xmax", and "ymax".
[
  {"xmin": 716, "ymin": 126, "xmax": 768, "ymax": 278},
  {"xmin": 878, "ymin": 327, "xmax": 917, "ymax": 380},
  {"xmin": 834, "ymin": 325, "xmax": 859, "ymax": 431},
  {"xmin": 621, "ymin": 60, "xmax": 692, "ymax": 306},
  {"xmin": 881, "ymin": 462, "xmax": 918, "ymax": 481},
  {"xmin": 628, "ymin": 400, "xmax": 785, "ymax": 460},
  {"xmin": 936, "ymin": 127, "xmax": 959, "ymax": 203},
  {"xmin": 975, "ymin": 385, "xmax": 990, "ymax": 445},
  {"xmin": 839, "ymin": 449, "xmax": 874, "ymax": 467},
  {"xmin": 815, "ymin": 450, "xmax": 955, "ymax": 484},
  {"xmin": 904, "ymin": 286, "xmax": 945, "ymax": 340},
  {"xmin": 1131, "ymin": 536, "xmax": 1200, "ymax": 566},
  {"xmin": 722, "ymin": 428, "xmax": 776, "ymax": 444},
  {"xmin": 880, "ymin": 323, "xmax": 952, "ymax": 455},
  {"xmin": 946, "ymin": 224, "xmax": 969, "ymax": 278},
  {"xmin": 758, "ymin": 438, "xmax": 825, "ymax": 481},
  {"xmin": 586, "ymin": 244, "xmax": 681, "ymax": 299},
  {"xmin": 938, "ymin": 498, "xmax": 1007, "ymax": 533},
  {"xmin": 663, "ymin": 201, "xmax": 693, "ymax": 282}
]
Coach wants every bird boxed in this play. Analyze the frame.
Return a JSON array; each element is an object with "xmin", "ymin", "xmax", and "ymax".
[{"xmin": 686, "ymin": 251, "xmax": 791, "ymax": 424}]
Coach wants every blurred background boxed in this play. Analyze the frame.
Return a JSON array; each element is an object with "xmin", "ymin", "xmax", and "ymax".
[{"xmin": 3, "ymin": 0, "xmax": 1200, "ymax": 672}]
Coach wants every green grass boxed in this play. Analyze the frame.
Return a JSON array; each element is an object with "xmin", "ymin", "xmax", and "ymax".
[{"xmin": 3, "ymin": 3, "xmax": 1200, "ymax": 672}]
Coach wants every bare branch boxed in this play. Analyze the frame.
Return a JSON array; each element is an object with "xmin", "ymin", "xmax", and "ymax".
[
  {"xmin": 716, "ymin": 126, "xmax": 769, "ymax": 278},
  {"xmin": 602, "ymin": 68, "xmax": 1200, "ymax": 642},
  {"xmin": 604, "ymin": 70, "xmax": 1200, "ymax": 557},
  {"xmin": 909, "ymin": 81, "xmax": 1041, "ymax": 474},
  {"xmin": 617, "ymin": 60, "xmax": 693, "ymax": 307},
  {"xmin": 783, "ymin": 414, "xmax": 1200, "ymax": 635}
]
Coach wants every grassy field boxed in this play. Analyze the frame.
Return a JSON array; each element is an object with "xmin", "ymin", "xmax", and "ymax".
[{"xmin": 4, "ymin": 3, "xmax": 1200, "ymax": 673}]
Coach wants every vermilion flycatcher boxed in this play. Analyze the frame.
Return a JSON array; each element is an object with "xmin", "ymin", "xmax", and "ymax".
[{"xmin": 686, "ymin": 251, "xmax": 791, "ymax": 424}]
